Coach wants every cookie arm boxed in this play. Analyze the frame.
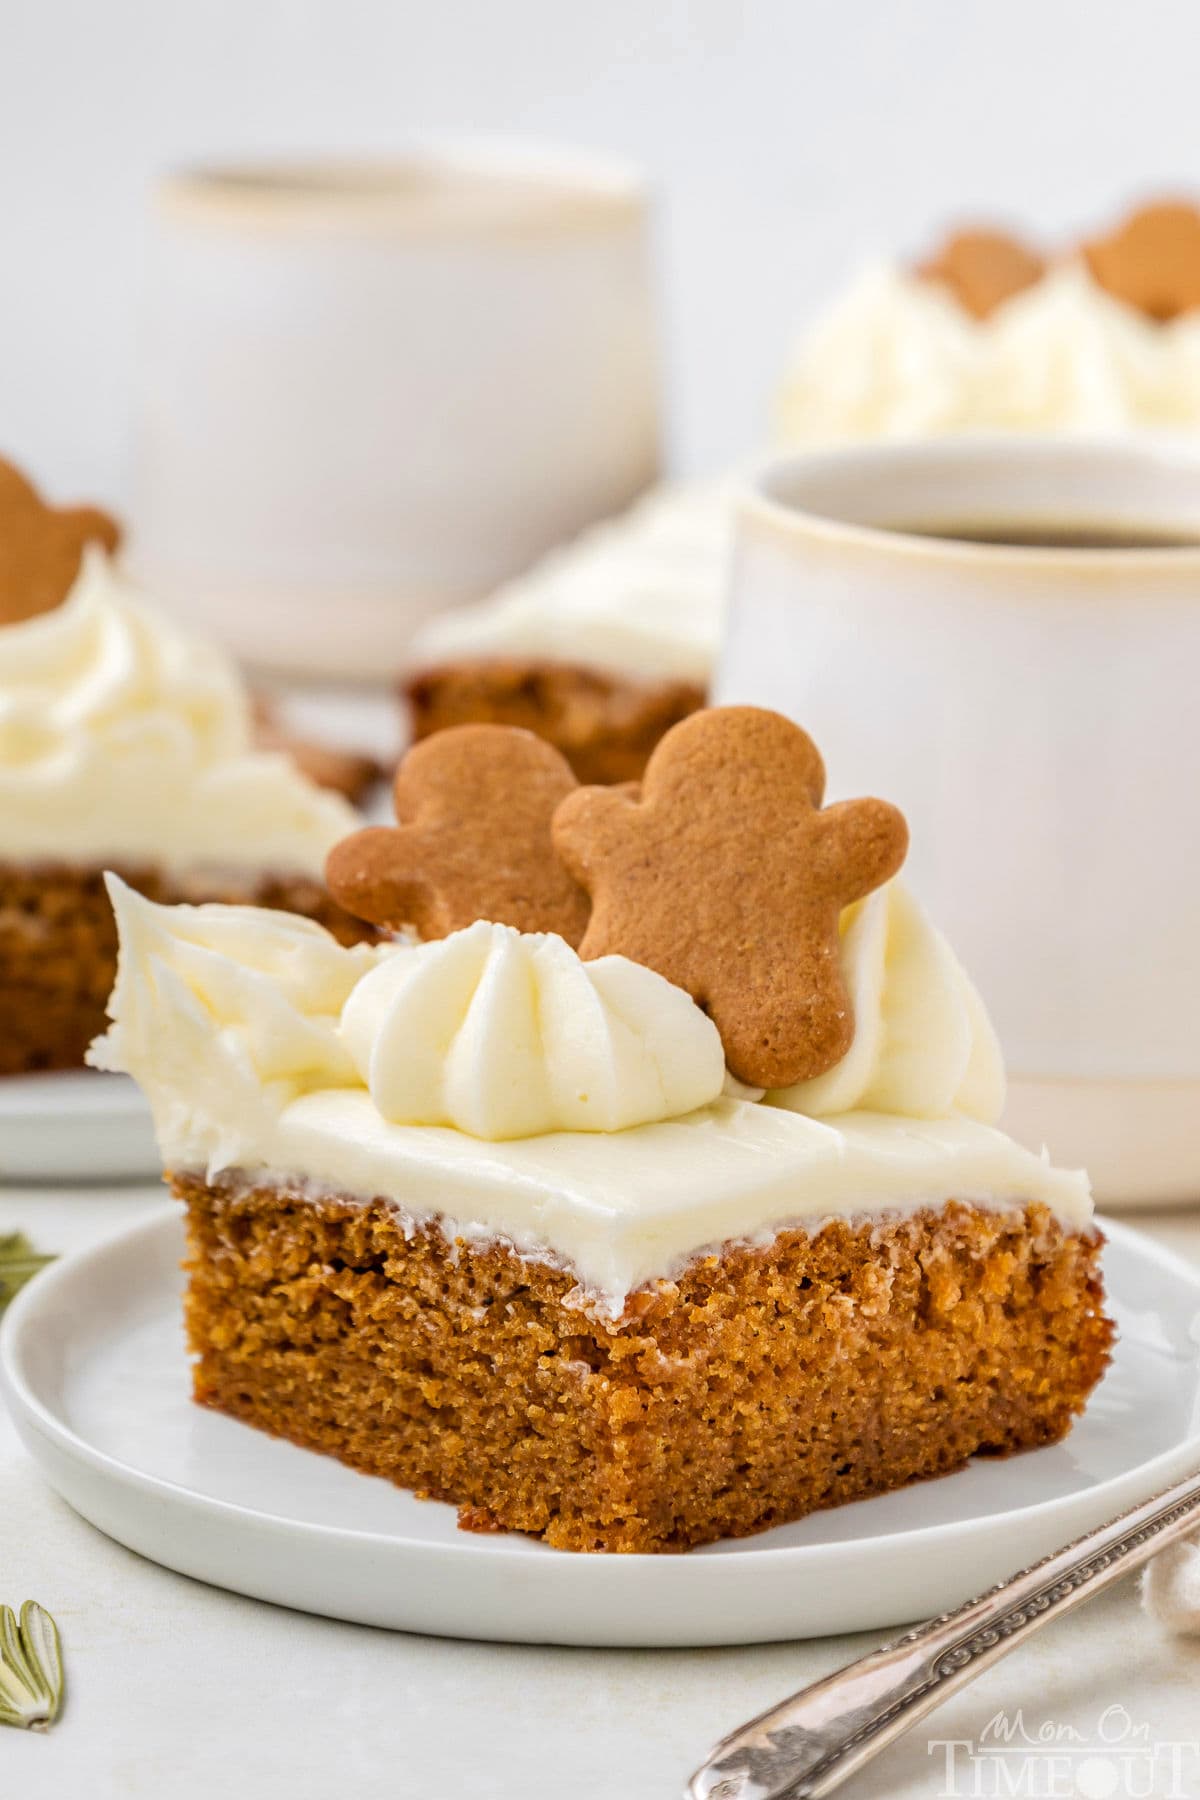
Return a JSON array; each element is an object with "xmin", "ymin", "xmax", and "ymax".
[
  {"xmin": 551, "ymin": 785, "xmax": 643, "ymax": 888},
  {"xmin": 809, "ymin": 798, "xmax": 909, "ymax": 904},
  {"xmin": 60, "ymin": 504, "xmax": 122, "ymax": 556},
  {"xmin": 326, "ymin": 826, "xmax": 437, "ymax": 932}
]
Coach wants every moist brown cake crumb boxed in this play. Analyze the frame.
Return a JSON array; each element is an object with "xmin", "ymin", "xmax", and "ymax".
[
  {"xmin": 0, "ymin": 862, "xmax": 376, "ymax": 1076},
  {"xmin": 403, "ymin": 659, "xmax": 706, "ymax": 785},
  {"xmin": 176, "ymin": 1174, "xmax": 1113, "ymax": 1554}
]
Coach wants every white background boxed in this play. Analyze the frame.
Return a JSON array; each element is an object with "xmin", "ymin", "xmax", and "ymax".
[{"xmin": 4, "ymin": 0, "xmax": 1200, "ymax": 502}]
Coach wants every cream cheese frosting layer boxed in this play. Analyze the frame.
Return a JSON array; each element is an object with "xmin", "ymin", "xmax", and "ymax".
[
  {"xmin": 775, "ymin": 261, "xmax": 1200, "ymax": 444},
  {"xmin": 405, "ymin": 482, "xmax": 729, "ymax": 686},
  {"xmin": 95, "ymin": 878, "xmax": 1093, "ymax": 1315},
  {"xmin": 0, "ymin": 549, "xmax": 359, "ymax": 873},
  {"xmin": 250, "ymin": 1093, "xmax": 1092, "ymax": 1315}
]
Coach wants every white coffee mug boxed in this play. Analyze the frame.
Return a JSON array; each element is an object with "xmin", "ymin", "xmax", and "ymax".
[
  {"xmin": 130, "ymin": 143, "xmax": 660, "ymax": 679},
  {"xmin": 719, "ymin": 438, "xmax": 1200, "ymax": 1205}
]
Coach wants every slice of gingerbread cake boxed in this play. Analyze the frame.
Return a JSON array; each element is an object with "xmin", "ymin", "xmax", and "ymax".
[
  {"xmin": 0, "ymin": 456, "xmax": 371, "ymax": 1075},
  {"xmin": 94, "ymin": 707, "xmax": 1112, "ymax": 1553},
  {"xmin": 401, "ymin": 485, "xmax": 725, "ymax": 782}
]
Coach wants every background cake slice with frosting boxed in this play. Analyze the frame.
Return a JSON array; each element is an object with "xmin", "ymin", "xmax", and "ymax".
[
  {"xmin": 96, "ymin": 707, "xmax": 1113, "ymax": 1553},
  {"xmin": 0, "ymin": 457, "xmax": 372, "ymax": 1076},
  {"xmin": 402, "ymin": 483, "xmax": 728, "ymax": 782},
  {"xmin": 776, "ymin": 199, "xmax": 1200, "ymax": 444}
]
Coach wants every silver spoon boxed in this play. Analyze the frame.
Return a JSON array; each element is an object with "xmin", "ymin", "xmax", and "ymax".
[{"xmin": 689, "ymin": 1464, "xmax": 1200, "ymax": 1800}]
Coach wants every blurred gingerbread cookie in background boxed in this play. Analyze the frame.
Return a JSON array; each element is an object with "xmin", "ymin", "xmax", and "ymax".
[
  {"xmin": 1083, "ymin": 198, "xmax": 1200, "ymax": 320},
  {"xmin": 0, "ymin": 456, "xmax": 120, "ymax": 624},
  {"xmin": 916, "ymin": 226, "xmax": 1046, "ymax": 319}
]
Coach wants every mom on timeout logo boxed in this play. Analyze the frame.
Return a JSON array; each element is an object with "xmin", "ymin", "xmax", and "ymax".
[{"xmin": 929, "ymin": 1704, "xmax": 1199, "ymax": 1798}]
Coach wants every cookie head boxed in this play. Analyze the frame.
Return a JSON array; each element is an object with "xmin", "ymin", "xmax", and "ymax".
[
  {"xmin": 1083, "ymin": 199, "xmax": 1200, "ymax": 321},
  {"xmin": 552, "ymin": 706, "xmax": 909, "ymax": 1089},
  {"xmin": 326, "ymin": 723, "xmax": 590, "ymax": 945},
  {"xmin": 0, "ymin": 457, "xmax": 121, "ymax": 625},
  {"xmin": 917, "ymin": 227, "xmax": 1046, "ymax": 320}
]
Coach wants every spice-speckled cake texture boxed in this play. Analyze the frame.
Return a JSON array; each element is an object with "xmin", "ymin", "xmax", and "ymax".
[{"xmin": 180, "ymin": 1177, "xmax": 1111, "ymax": 1553}]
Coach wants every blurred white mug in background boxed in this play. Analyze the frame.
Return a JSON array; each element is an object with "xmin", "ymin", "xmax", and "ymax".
[
  {"xmin": 720, "ymin": 438, "xmax": 1200, "ymax": 1204},
  {"xmin": 130, "ymin": 143, "xmax": 660, "ymax": 680}
]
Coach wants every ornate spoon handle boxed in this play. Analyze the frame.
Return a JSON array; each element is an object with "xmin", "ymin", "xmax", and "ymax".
[{"xmin": 689, "ymin": 1465, "xmax": 1200, "ymax": 1800}]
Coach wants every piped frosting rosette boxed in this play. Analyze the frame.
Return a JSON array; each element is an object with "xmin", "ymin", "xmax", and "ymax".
[
  {"xmin": 340, "ymin": 918, "xmax": 727, "ymax": 1138},
  {"xmin": 0, "ymin": 548, "xmax": 358, "ymax": 872}
]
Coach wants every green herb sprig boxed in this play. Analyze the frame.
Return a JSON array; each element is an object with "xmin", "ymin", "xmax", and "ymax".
[{"xmin": 0, "ymin": 1233, "xmax": 54, "ymax": 1314}]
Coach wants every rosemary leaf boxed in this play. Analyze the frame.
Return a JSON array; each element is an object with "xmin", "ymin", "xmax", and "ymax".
[
  {"xmin": 0, "ymin": 1233, "xmax": 55, "ymax": 1314},
  {"xmin": 0, "ymin": 1603, "xmax": 64, "ymax": 1730}
]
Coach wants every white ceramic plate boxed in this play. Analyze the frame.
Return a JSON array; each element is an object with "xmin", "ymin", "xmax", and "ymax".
[
  {"xmin": 3, "ymin": 1212, "xmax": 1198, "ymax": 1648},
  {"xmin": 0, "ymin": 1071, "xmax": 159, "ymax": 1183}
]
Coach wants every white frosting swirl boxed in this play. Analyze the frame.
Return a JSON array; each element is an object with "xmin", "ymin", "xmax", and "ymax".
[
  {"xmin": 973, "ymin": 265, "xmax": 1172, "ymax": 431},
  {"xmin": 407, "ymin": 483, "xmax": 729, "ymax": 686},
  {"xmin": 775, "ymin": 264, "xmax": 978, "ymax": 443},
  {"xmin": 341, "ymin": 918, "xmax": 726, "ymax": 1138},
  {"xmin": 0, "ymin": 549, "xmax": 359, "ymax": 873},
  {"xmin": 775, "ymin": 261, "xmax": 1200, "ymax": 443},
  {"xmin": 769, "ymin": 881, "xmax": 1005, "ymax": 1122},
  {"xmin": 91, "ymin": 876, "xmax": 384, "ymax": 1166}
]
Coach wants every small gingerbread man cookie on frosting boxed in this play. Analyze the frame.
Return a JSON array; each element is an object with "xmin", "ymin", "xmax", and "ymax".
[
  {"xmin": 552, "ymin": 706, "xmax": 908, "ymax": 1089},
  {"xmin": 327, "ymin": 723, "xmax": 590, "ymax": 945},
  {"xmin": 0, "ymin": 457, "xmax": 121, "ymax": 625}
]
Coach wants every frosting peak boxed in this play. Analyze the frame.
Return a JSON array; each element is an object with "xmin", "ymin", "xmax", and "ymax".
[
  {"xmin": 91, "ymin": 876, "xmax": 383, "ymax": 1164},
  {"xmin": 771, "ymin": 881, "xmax": 1005, "ymax": 1123},
  {"xmin": 0, "ymin": 548, "xmax": 359, "ymax": 873},
  {"xmin": 342, "ymin": 919, "xmax": 727, "ymax": 1138}
]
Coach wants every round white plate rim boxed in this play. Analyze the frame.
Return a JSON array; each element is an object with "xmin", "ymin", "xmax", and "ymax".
[
  {"xmin": 0, "ymin": 1069, "xmax": 149, "ymax": 1119},
  {"xmin": 3, "ymin": 1210, "xmax": 1198, "ymax": 1641},
  {"xmin": 0, "ymin": 1069, "xmax": 159, "ymax": 1182}
]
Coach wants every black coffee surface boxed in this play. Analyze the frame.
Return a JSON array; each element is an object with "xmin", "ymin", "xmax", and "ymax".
[{"xmin": 890, "ymin": 518, "xmax": 1200, "ymax": 549}]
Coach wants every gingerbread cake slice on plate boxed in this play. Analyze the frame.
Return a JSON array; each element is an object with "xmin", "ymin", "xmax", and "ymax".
[{"xmin": 95, "ymin": 706, "xmax": 1112, "ymax": 1552}]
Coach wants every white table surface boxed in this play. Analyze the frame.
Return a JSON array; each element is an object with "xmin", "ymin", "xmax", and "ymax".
[{"xmin": 2, "ymin": 1183, "xmax": 1199, "ymax": 1800}]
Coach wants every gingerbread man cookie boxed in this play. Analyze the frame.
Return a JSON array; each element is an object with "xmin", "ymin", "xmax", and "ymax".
[
  {"xmin": 0, "ymin": 457, "xmax": 121, "ymax": 625},
  {"xmin": 917, "ymin": 227, "xmax": 1046, "ymax": 320},
  {"xmin": 1082, "ymin": 200, "xmax": 1200, "ymax": 321},
  {"xmin": 326, "ymin": 723, "xmax": 590, "ymax": 945},
  {"xmin": 552, "ymin": 707, "xmax": 908, "ymax": 1089}
]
